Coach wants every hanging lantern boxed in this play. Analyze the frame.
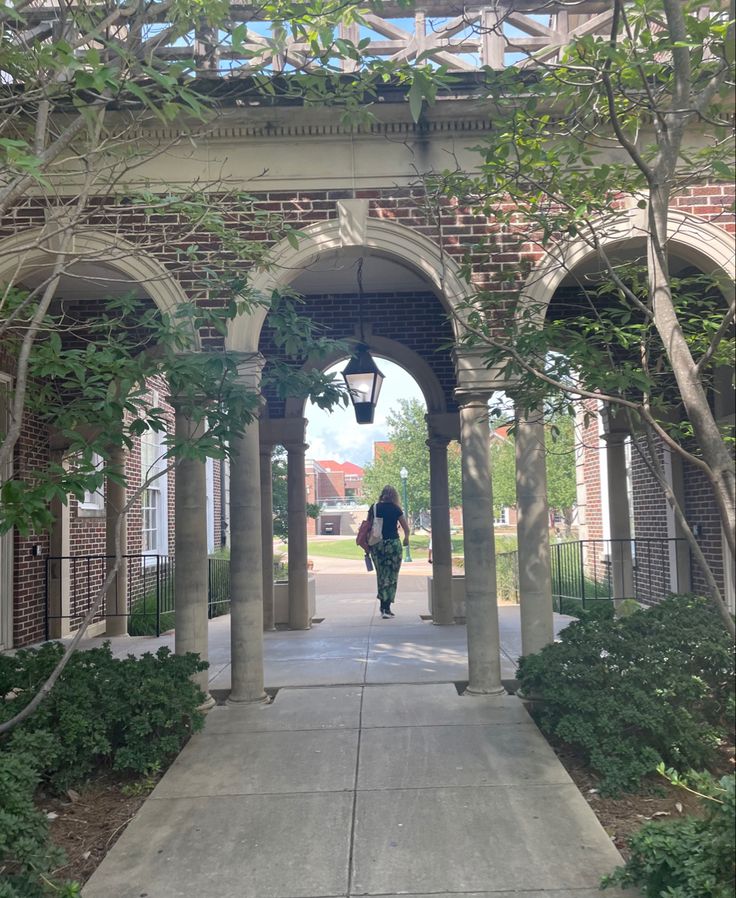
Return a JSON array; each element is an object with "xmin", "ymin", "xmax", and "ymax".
[{"xmin": 342, "ymin": 344, "xmax": 384, "ymax": 424}]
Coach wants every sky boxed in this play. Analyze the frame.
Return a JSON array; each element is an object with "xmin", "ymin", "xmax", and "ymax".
[{"xmin": 304, "ymin": 358, "xmax": 425, "ymax": 468}]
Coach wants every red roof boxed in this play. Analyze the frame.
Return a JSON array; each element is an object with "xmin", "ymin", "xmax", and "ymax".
[{"xmin": 316, "ymin": 459, "xmax": 364, "ymax": 476}]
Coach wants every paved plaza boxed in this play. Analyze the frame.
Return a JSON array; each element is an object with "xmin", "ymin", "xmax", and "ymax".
[{"xmin": 80, "ymin": 558, "xmax": 632, "ymax": 897}]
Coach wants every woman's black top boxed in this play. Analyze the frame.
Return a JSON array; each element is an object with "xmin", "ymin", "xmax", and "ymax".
[{"xmin": 374, "ymin": 502, "xmax": 404, "ymax": 540}]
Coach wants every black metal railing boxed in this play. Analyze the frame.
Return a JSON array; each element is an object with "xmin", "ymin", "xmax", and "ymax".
[
  {"xmin": 549, "ymin": 537, "xmax": 690, "ymax": 615},
  {"xmin": 208, "ymin": 557, "xmax": 230, "ymax": 619},
  {"xmin": 45, "ymin": 554, "xmax": 232, "ymax": 639},
  {"xmin": 493, "ymin": 538, "xmax": 690, "ymax": 616}
]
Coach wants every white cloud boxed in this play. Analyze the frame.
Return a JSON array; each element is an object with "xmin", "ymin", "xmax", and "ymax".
[{"xmin": 305, "ymin": 358, "xmax": 425, "ymax": 466}]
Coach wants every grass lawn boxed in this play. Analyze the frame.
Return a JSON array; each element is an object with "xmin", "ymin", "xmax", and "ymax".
[{"xmin": 306, "ymin": 533, "xmax": 518, "ymax": 560}]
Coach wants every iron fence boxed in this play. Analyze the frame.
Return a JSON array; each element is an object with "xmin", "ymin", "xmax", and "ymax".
[
  {"xmin": 494, "ymin": 538, "xmax": 690, "ymax": 616},
  {"xmin": 549, "ymin": 537, "xmax": 690, "ymax": 615},
  {"xmin": 208, "ymin": 557, "xmax": 231, "ymax": 619},
  {"xmin": 45, "ymin": 554, "xmax": 231, "ymax": 639}
]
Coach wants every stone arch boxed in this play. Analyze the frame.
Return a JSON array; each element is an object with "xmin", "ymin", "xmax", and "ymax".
[
  {"xmin": 0, "ymin": 227, "xmax": 198, "ymax": 346},
  {"xmin": 518, "ymin": 209, "xmax": 736, "ymax": 325},
  {"xmin": 227, "ymin": 214, "xmax": 472, "ymax": 352},
  {"xmin": 283, "ymin": 335, "xmax": 448, "ymax": 419}
]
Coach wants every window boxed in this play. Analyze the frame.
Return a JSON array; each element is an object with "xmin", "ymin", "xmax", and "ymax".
[
  {"xmin": 78, "ymin": 453, "xmax": 105, "ymax": 517},
  {"xmin": 493, "ymin": 507, "xmax": 510, "ymax": 526},
  {"xmin": 140, "ymin": 401, "xmax": 168, "ymax": 556}
]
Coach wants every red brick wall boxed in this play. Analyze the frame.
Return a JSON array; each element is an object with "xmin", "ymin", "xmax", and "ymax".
[
  {"xmin": 316, "ymin": 471, "xmax": 344, "ymax": 499},
  {"xmin": 12, "ymin": 411, "xmax": 50, "ymax": 645},
  {"xmin": 684, "ymin": 467, "xmax": 726, "ymax": 599},
  {"xmin": 3, "ymin": 182, "xmax": 733, "ymax": 641}
]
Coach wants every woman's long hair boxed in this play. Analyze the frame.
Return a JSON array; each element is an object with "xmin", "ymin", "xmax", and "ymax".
[{"xmin": 378, "ymin": 485, "xmax": 400, "ymax": 506}]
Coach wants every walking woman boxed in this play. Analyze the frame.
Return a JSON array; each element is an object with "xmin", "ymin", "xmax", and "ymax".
[{"xmin": 369, "ymin": 485, "xmax": 410, "ymax": 619}]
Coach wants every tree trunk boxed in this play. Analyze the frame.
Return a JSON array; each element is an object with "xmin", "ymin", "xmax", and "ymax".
[{"xmin": 647, "ymin": 185, "xmax": 736, "ymax": 560}]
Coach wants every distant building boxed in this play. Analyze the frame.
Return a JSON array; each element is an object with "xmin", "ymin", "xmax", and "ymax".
[{"xmin": 306, "ymin": 459, "xmax": 366, "ymax": 536}]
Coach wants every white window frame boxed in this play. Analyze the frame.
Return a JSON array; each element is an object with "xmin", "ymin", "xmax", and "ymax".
[
  {"xmin": 493, "ymin": 507, "xmax": 510, "ymax": 526},
  {"xmin": 140, "ymin": 406, "xmax": 168, "ymax": 560},
  {"xmin": 77, "ymin": 451, "xmax": 105, "ymax": 518}
]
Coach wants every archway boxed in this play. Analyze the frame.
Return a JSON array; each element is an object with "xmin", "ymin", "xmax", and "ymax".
[
  {"xmin": 226, "ymin": 208, "xmax": 474, "ymax": 352},
  {"xmin": 0, "ymin": 228, "xmax": 201, "ymax": 651},
  {"xmin": 517, "ymin": 209, "xmax": 735, "ymax": 324},
  {"xmin": 517, "ymin": 209, "xmax": 736, "ymax": 613}
]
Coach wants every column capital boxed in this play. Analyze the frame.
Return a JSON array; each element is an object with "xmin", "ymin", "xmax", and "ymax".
[
  {"xmin": 600, "ymin": 403, "xmax": 632, "ymax": 440},
  {"xmin": 233, "ymin": 352, "xmax": 266, "ymax": 390},
  {"xmin": 454, "ymin": 348, "xmax": 518, "ymax": 394},
  {"xmin": 284, "ymin": 441, "xmax": 309, "ymax": 454},
  {"xmin": 425, "ymin": 411, "xmax": 460, "ymax": 442},
  {"xmin": 455, "ymin": 392, "xmax": 491, "ymax": 408},
  {"xmin": 260, "ymin": 416, "xmax": 308, "ymax": 447},
  {"xmin": 426, "ymin": 434, "xmax": 451, "ymax": 451}
]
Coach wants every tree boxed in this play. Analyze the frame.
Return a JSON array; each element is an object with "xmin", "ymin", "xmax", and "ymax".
[
  {"xmin": 490, "ymin": 417, "xmax": 577, "ymax": 530},
  {"xmin": 431, "ymin": 0, "xmax": 734, "ymax": 633},
  {"xmin": 271, "ymin": 446, "xmax": 320, "ymax": 541},
  {"xmin": 362, "ymin": 398, "xmax": 463, "ymax": 524}
]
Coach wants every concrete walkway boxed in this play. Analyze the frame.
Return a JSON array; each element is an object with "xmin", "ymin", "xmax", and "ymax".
[{"xmin": 81, "ymin": 559, "xmax": 631, "ymax": 897}]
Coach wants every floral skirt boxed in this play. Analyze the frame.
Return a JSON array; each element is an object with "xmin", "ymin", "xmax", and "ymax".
[{"xmin": 370, "ymin": 538, "xmax": 403, "ymax": 607}]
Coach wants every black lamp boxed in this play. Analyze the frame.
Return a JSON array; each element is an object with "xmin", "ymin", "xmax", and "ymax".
[
  {"xmin": 341, "ymin": 256, "xmax": 384, "ymax": 424},
  {"xmin": 342, "ymin": 344, "xmax": 384, "ymax": 424}
]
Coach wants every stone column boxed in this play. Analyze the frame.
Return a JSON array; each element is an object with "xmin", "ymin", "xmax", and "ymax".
[
  {"xmin": 48, "ymin": 449, "xmax": 71, "ymax": 639},
  {"xmin": 286, "ymin": 427, "xmax": 310, "ymax": 630},
  {"xmin": 173, "ymin": 407, "xmax": 211, "ymax": 699},
  {"xmin": 259, "ymin": 442, "xmax": 276, "ymax": 631},
  {"xmin": 229, "ymin": 416, "xmax": 267, "ymax": 702},
  {"xmin": 459, "ymin": 397, "xmax": 504, "ymax": 694},
  {"xmin": 604, "ymin": 431, "xmax": 634, "ymax": 600},
  {"xmin": 514, "ymin": 403, "xmax": 554, "ymax": 657},
  {"xmin": 105, "ymin": 443, "xmax": 128, "ymax": 637},
  {"xmin": 427, "ymin": 435, "xmax": 454, "ymax": 625}
]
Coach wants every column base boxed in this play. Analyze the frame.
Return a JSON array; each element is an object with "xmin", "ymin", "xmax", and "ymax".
[
  {"xmin": 463, "ymin": 685, "xmax": 506, "ymax": 696},
  {"xmin": 227, "ymin": 691, "xmax": 269, "ymax": 705},
  {"xmin": 197, "ymin": 694, "xmax": 217, "ymax": 713}
]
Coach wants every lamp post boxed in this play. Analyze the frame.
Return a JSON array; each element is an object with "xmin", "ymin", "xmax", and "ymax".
[{"xmin": 399, "ymin": 466, "xmax": 412, "ymax": 562}]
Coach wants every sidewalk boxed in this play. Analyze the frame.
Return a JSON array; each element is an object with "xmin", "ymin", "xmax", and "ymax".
[
  {"xmin": 68, "ymin": 557, "xmax": 565, "ymax": 689},
  {"xmin": 81, "ymin": 562, "xmax": 632, "ymax": 897}
]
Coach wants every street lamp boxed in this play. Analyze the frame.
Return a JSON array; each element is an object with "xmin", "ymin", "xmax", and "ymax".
[
  {"xmin": 399, "ymin": 466, "xmax": 412, "ymax": 562},
  {"xmin": 342, "ymin": 344, "xmax": 385, "ymax": 425}
]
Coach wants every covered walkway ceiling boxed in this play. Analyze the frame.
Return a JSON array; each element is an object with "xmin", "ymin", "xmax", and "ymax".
[{"xmin": 13, "ymin": 1, "xmax": 615, "ymax": 76}]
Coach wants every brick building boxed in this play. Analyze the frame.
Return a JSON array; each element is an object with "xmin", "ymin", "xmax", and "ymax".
[
  {"xmin": 306, "ymin": 459, "xmax": 365, "ymax": 536},
  {"xmin": 1, "ymin": 2, "xmax": 733, "ymax": 703}
]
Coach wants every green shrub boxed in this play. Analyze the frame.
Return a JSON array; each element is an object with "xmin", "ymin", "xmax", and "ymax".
[
  {"xmin": 126, "ymin": 599, "xmax": 175, "ymax": 637},
  {"xmin": 603, "ymin": 772, "xmax": 735, "ymax": 898},
  {"xmin": 517, "ymin": 594, "xmax": 734, "ymax": 795},
  {"xmin": 0, "ymin": 643, "xmax": 207, "ymax": 790},
  {"xmin": 0, "ymin": 750, "xmax": 78, "ymax": 897}
]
